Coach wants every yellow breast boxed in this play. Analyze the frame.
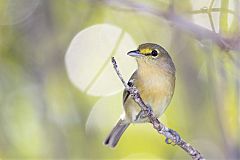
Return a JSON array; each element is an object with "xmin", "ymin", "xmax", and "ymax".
[
  {"xmin": 137, "ymin": 68, "xmax": 174, "ymax": 112},
  {"xmin": 124, "ymin": 64, "xmax": 175, "ymax": 122}
]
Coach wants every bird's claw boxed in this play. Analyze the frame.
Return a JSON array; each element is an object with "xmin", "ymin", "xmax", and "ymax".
[
  {"xmin": 135, "ymin": 105, "xmax": 152, "ymax": 121},
  {"xmin": 165, "ymin": 129, "xmax": 181, "ymax": 145}
]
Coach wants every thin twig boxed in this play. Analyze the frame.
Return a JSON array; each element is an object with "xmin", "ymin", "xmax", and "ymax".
[
  {"xmin": 111, "ymin": 57, "xmax": 205, "ymax": 160},
  {"xmin": 189, "ymin": 7, "xmax": 236, "ymax": 15}
]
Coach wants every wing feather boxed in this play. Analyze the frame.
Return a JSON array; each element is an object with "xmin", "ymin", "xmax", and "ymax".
[{"xmin": 123, "ymin": 71, "xmax": 137, "ymax": 104}]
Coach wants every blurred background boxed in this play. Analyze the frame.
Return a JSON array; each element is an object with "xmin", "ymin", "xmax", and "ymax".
[{"xmin": 0, "ymin": 0, "xmax": 240, "ymax": 159}]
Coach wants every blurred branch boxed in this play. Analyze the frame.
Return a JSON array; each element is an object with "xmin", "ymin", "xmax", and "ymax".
[
  {"xmin": 111, "ymin": 57, "xmax": 205, "ymax": 160},
  {"xmin": 104, "ymin": 0, "xmax": 240, "ymax": 52},
  {"xmin": 208, "ymin": 0, "xmax": 216, "ymax": 32},
  {"xmin": 190, "ymin": 7, "xmax": 236, "ymax": 15},
  {"xmin": 220, "ymin": 0, "xmax": 229, "ymax": 34},
  {"xmin": 208, "ymin": 11, "xmax": 216, "ymax": 32},
  {"xmin": 235, "ymin": 0, "xmax": 240, "ymax": 32}
]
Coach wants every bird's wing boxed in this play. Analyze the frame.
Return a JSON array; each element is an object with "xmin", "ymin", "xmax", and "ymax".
[{"xmin": 123, "ymin": 71, "xmax": 137, "ymax": 104}]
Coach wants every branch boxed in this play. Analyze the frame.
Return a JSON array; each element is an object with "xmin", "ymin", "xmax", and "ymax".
[
  {"xmin": 104, "ymin": 0, "xmax": 240, "ymax": 52},
  {"xmin": 111, "ymin": 57, "xmax": 205, "ymax": 160}
]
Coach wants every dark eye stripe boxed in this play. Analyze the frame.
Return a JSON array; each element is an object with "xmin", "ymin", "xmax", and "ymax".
[{"xmin": 144, "ymin": 53, "xmax": 152, "ymax": 56}]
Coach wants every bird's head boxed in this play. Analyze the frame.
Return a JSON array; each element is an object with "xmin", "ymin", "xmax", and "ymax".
[{"xmin": 127, "ymin": 43, "xmax": 175, "ymax": 74}]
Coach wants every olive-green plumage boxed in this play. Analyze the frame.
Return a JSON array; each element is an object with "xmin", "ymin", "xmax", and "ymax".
[{"xmin": 104, "ymin": 43, "xmax": 176, "ymax": 148}]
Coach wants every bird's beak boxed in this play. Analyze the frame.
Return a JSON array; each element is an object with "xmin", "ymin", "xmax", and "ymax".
[{"xmin": 127, "ymin": 50, "xmax": 143, "ymax": 57}]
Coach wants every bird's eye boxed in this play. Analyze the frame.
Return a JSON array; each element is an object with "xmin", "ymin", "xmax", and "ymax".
[{"xmin": 151, "ymin": 50, "xmax": 158, "ymax": 57}]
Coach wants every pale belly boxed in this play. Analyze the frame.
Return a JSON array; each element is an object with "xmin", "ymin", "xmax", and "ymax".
[
  {"xmin": 123, "ymin": 74, "xmax": 175, "ymax": 123},
  {"xmin": 124, "ymin": 95, "xmax": 172, "ymax": 123}
]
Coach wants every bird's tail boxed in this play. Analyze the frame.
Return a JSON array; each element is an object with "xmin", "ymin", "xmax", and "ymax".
[{"xmin": 104, "ymin": 119, "xmax": 130, "ymax": 148}]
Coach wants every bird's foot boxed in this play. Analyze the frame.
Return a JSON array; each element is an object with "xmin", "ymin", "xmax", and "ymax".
[
  {"xmin": 135, "ymin": 104, "xmax": 152, "ymax": 121},
  {"xmin": 165, "ymin": 128, "xmax": 181, "ymax": 145}
]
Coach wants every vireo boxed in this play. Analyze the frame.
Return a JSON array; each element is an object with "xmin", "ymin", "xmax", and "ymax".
[{"xmin": 104, "ymin": 43, "xmax": 176, "ymax": 148}]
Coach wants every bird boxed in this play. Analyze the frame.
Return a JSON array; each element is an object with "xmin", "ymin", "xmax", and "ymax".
[{"xmin": 104, "ymin": 43, "xmax": 176, "ymax": 148}]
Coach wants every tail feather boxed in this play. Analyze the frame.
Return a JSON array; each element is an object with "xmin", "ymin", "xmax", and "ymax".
[{"xmin": 104, "ymin": 119, "xmax": 130, "ymax": 148}]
